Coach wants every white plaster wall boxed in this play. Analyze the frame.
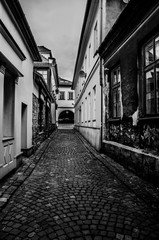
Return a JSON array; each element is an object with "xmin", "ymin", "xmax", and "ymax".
[
  {"xmin": 0, "ymin": 3, "xmax": 35, "ymax": 178},
  {"xmin": 75, "ymin": 63, "xmax": 101, "ymax": 150},
  {"xmin": 57, "ymin": 87, "xmax": 74, "ymax": 108},
  {"xmin": 73, "ymin": 3, "xmax": 102, "ymax": 150}
]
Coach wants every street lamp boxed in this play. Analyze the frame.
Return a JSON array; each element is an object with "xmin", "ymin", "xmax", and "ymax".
[{"xmin": 55, "ymin": 88, "xmax": 59, "ymax": 94}]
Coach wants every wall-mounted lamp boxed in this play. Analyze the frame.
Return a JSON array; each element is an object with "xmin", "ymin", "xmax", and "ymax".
[
  {"xmin": 48, "ymin": 57, "xmax": 56, "ymax": 66},
  {"xmin": 79, "ymin": 70, "xmax": 87, "ymax": 78},
  {"xmin": 55, "ymin": 88, "xmax": 59, "ymax": 94},
  {"xmin": 104, "ymin": 67, "xmax": 109, "ymax": 74}
]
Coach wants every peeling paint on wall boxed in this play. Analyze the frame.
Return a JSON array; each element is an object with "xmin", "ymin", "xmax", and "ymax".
[{"xmin": 131, "ymin": 107, "xmax": 139, "ymax": 126}]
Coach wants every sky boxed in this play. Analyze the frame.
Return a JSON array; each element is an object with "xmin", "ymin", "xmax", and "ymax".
[{"xmin": 19, "ymin": 0, "xmax": 87, "ymax": 81}]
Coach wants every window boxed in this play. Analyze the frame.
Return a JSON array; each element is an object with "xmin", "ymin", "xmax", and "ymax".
[
  {"xmin": 93, "ymin": 86, "xmax": 96, "ymax": 120},
  {"xmin": 88, "ymin": 44, "xmax": 91, "ymax": 67},
  {"xmin": 143, "ymin": 35, "xmax": 159, "ymax": 114},
  {"xmin": 59, "ymin": 91, "xmax": 65, "ymax": 100},
  {"xmin": 88, "ymin": 92, "xmax": 91, "ymax": 121},
  {"xmin": 84, "ymin": 54, "xmax": 87, "ymax": 75},
  {"xmin": 3, "ymin": 75, "xmax": 15, "ymax": 137},
  {"xmin": 39, "ymin": 99, "xmax": 44, "ymax": 131},
  {"xmin": 85, "ymin": 97, "xmax": 87, "ymax": 122},
  {"xmin": 68, "ymin": 92, "xmax": 74, "ymax": 100},
  {"xmin": 81, "ymin": 102, "xmax": 84, "ymax": 123},
  {"xmin": 37, "ymin": 70, "xmax": 48, "ymax": 84},
  {"xmin": 111, "ymin": 66, "xmax": 121, "ymax": 118},
  {"xmin": 94, "ymin": 22, "xmax": 98, "ymax": 53},
  {"xmin": 79, "ymin": 106, "xmax": 81, "ymax": 124}
]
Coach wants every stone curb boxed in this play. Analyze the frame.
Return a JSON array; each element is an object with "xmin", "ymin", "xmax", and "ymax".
[
  {"xmin": 75, "ymin": 130, "xmax": 159, "ymax": 210},
  {"xmin": 0, "ymin": 130, "xmax": 57, "ymax": 212}
]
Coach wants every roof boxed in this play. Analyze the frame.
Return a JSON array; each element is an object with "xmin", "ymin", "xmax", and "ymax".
[
  {"xmin": 38, "ymin": 46, "xmax": 52, "ymax": 53},
  {"xmin": 1, "ymin": 0, "xmax": 41, "ymax": 61},
  {"xmin": 59, "ymin": 77, "xmax": 72, "ymax": 87}
]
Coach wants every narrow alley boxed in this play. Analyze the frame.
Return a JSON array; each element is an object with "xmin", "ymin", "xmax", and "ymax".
[{"xmin": 0, "ymin": 130, "xmax": 159, "ymax": 240}]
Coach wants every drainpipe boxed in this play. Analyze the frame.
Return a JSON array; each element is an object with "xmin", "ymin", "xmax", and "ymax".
[{"xmin": 99, "ymin": 0, "xmax": 103, "ymax": 152}]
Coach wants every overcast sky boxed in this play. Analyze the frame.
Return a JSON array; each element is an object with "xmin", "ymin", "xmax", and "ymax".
[{"xmin": 19, "ymin": 0, "xmax": 87, "ymax": 81}]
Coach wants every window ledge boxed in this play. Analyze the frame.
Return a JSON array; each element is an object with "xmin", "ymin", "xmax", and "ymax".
[
  {"xmin": 139, "ymin": 116, "xmax": 159, "ymax": 121},
  {"xmin": 2, "ymin": 137, "xmax": 14, "ymax": 142},
  {"xmin": 108, "ymin": 118, "xmax": 121, "ymax": 122}
]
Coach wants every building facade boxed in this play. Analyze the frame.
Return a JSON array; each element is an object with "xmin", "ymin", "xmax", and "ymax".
[
  {"xmin": 57, "ymin": 78, "xmax": 74, "ymax": 125},
  {"xmin": 72, "ymin": 0, "xmax": 127, "ymax": 150},
  {"xmin": 33, "ymin": 46, "xmax": 59, "ymax": 149},
  {"xmin": 98, "ymin": 0, "xmax": 159, "ymax": 184},
  {"xmin": 0, "ymin": 0, "xmax": 41, "ymax": 179}
]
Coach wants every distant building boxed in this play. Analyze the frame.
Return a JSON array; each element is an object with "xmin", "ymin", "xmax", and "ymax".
[
  {"xmin": 57, "ymin": 78, "xmax": 74, "ymax": 125},
  {"xmin": 0, "ymin": 0, "xmax": 41, "ymax": 179}
]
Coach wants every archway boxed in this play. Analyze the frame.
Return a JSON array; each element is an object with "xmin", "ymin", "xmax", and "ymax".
[{"xmin": 58, "ymin": 110, "xmax": 74, "ymax": 124}]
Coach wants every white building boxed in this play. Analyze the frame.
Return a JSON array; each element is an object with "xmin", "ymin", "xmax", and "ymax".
[
  {"xmin": 72, "ymin": 0, "xmax": 127, "ymax": 151},
  {"xmin": 57, "ymin": 78, "xmax": 74, "ymax": 126},
  {"xmin": 0, "ymin": 0, "xmax": 41, "ymax": 179}
]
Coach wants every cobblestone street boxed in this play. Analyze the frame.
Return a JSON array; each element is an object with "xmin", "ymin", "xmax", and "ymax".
[{"xmin": 0, "ymin": 130, "xmax": 159, "ymax": 240}]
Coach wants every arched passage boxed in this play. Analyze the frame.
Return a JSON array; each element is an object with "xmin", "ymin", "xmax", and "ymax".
[{"xmin": 58, "ymin": 110, "xmax": 74, "ymax": 123}]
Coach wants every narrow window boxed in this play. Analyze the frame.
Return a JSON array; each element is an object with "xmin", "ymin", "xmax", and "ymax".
[
  {"xmin": 143, "ymin": 35, "xmax": 159, "ymax": 114},
  {"xmin": 39, "ymin": 99, "xmax": 44, "ymax": 131},
  {"xmin": 37, "ymin": 70, "xmax": 48, "ymax": 84},
  {"xmin": 88, "ymin": 44, "xmax": 91, "ymax": 67},
  {"xmin": 81, "ymin": 102, "xmax": 84, "ymax": 123},
  {"xmin": 85, "ymin": 54, "xmax": 87, "ymax": 76},
  {"xmin": 93, "ymin": 86, "xmax": 96, "ymax": 120},
  {"xmin": 59, "ymin": 91, "xmax": 65, "ymax": 100},
  {"xmin": 85, "ymin": 97, "xmax": 87, "ymax": 122},
  {"xmin": 94, "ymin": 22, "xmax": 98, "ymax": 53},
  {"xmin": 68, "ymin": 92, "xmax": 74, "ymax": 100},
  {"xmin": 88, "ymin": 92, "xmax": 91, "ymax": 121},
  {"xmin": 3, "ymin": 75, "xmax": 15, "ymax": 137},
  {"xmin": 111, "ymin": 66, "xmax": 121, "ymax": 118}
]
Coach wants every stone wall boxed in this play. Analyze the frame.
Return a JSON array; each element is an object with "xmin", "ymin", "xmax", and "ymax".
[{"xmin": 103, "ymin": 140, "xmax": 159, "ymax": 186}]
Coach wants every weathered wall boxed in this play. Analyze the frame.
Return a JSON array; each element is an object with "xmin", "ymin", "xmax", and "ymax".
[
  {"xmin": 32, "ymin": 94, "xmax": 55, "ymax": 151},
  {"xmin": 103, "ymin": 7, "xmax": 159, "ymax": 156}
]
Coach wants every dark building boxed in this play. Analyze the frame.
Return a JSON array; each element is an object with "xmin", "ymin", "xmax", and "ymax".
[{"xmin": 98, "ymin": 0, "xmax": 159, "ymax": 185}]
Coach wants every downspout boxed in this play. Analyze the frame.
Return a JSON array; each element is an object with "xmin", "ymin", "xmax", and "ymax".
[{"xmin": 99, "ymin": 0, "xmax": 103, "ymax": 151}]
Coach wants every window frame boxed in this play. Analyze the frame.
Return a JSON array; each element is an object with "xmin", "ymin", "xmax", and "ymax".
[
  {"xmin": 59, "ymin": 91, "xmax": 65, "ymax": 100},
  {"xmin": 93, "ymin": 85, "xmax": 96, "ymax": 121},
  {"xmin": 37, "ymin": 70, "xmax": 48, "ymax": 85},
  {"xmin": 68, "ymin": 91, "xmax": 74, "ymax": 100},
  {"xmin": 3, "ymin": 74, "xmax": 15, "ymax": 138},
  {"xmin": 110, "ymin": 66, "xmax": 121, "ymax": 119},
  {"xmin": 94, "ymin": 21, "xmax": 98, "ymax": 54},
  {"xmin": 142, "ymin": 34, "xmax": 159, "ymax": 116}
]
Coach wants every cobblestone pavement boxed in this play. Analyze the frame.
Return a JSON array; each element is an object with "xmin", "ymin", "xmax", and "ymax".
[{"xmin": 0, "ymin": 129, "xmax": 159, "ymax": 240}]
